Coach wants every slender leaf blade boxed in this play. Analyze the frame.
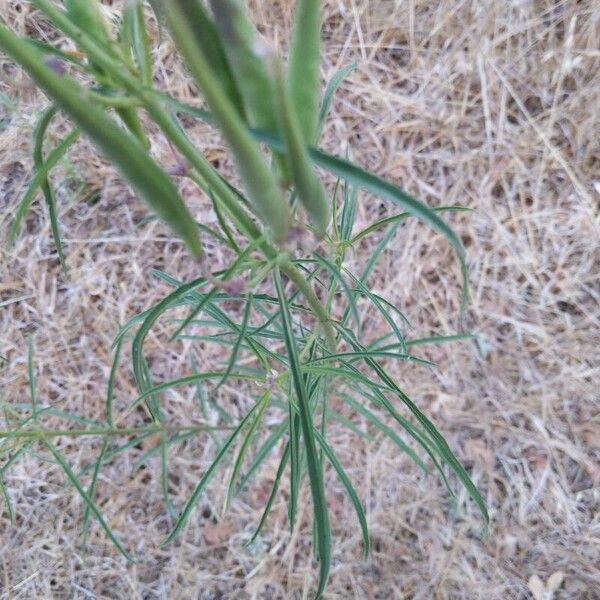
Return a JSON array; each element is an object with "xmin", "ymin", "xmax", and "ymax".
[
  {"xmin": 162, "ymin": 396, "xmax": 264, "ymax": 545},
  {"xmin": 32, "ymin": 105, "xmax": 67, "ymax": 268},
  {"xmin": 9, "ymin": 128, "xmax": 79, "ymax": 247},
  {"xmin": 274, "ymin": 269, "xmax": 331, "ymax": 598},
  {"xmin": 0, "ymin": 24, "xmax": 202, "ymax": 257},
  {"xmin": 313, "ymin": 429, "xmax": 370, "ymax": 556},
  {"xmin": 44, "ymin": 441, "xmax": 134, "ymax": 561}
]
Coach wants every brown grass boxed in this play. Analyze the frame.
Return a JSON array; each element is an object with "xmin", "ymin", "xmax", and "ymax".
[{"xmin": 1, "ymin": 0, "xmax": 599, "ymax": 598}]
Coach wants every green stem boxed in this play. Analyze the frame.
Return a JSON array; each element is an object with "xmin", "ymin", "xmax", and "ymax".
[
  {"xmin": 89, "ymin": 91, "xmax": 142, "ymax": 108},
  {"xmin": 281, "ymin": 263, "xmax": 337, "ymax": 351},
  {"xmin": 0, "ymin": 423, "xmax": 232, "ymax": 441}
]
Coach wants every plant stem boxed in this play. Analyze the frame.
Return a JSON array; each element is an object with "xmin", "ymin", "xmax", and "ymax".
[
  {"xmin": 281, "ymin": 263, "xmax": 337, "ymax": 351},
  {"xmin": 0, "ymin": 423, "xmax": 232, "ymax": 441}
]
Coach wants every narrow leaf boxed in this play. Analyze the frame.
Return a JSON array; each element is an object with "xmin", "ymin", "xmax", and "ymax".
[
  {"xmin": 313, "ymin": 429, "xmax": 370, "ymax": 556},
  {"xmin": 274, "ymin": 269, "xmax": 331, "ymax": 598},
  {"xmin": 9, "ymin": 128, "xmax": 79, "ymax": 247},
  {"xmin": 162, "ymin": 396, "xmax": 264, "ymax": 545},
  {"xmin": 351, "ymin": 205, "xmax": 472, "ymax": 245},
  {"xmin": 45, "ymin": 440, "xmax": 134, "ymax": 561},
  {"xmin": 247, "ymin": 442, "xmax": 290, "ymax": 544},
  {"xmin": 224, "ymin": 390, "xmax": 270, "ymax": 512},
  {"xmin": 317, "ymin": 62, "xmax": 356, "ymax": 138},
  {"xmin": 214, "ymin": 294, "xmax": 253, "ymax": 392},
  {"xmin": 0, "ymin": 24, "xmax": 202, "ymax": 257},
  {"xmin": 236, "ymin": 420, "xmax": 288, "ymax": 494},
  {"xmin": 338, "ymin": 392, "xmax": 428, "ymax": 472},
  {"xmin": 32, "ymin": 105, "xmax": 67, "ymax": 268},
  {"xmin": 82, "ymin": 336, "xmax": 123, "ymax": 544}
]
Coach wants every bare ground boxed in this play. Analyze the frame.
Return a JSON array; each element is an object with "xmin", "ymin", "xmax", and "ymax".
[{"xmin": 0, "ymin": 1, "xmax": 599, "ymax": 598}]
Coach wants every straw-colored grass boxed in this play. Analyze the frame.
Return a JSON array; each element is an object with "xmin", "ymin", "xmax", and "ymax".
[{"xmin": 1, "ymin": 0, "xmax": 598, "ymax": 598}]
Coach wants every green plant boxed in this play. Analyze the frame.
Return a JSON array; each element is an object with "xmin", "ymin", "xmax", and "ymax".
[{"xmin": 0, "ymin": 1, "xmax": 488, "ymax": 597}]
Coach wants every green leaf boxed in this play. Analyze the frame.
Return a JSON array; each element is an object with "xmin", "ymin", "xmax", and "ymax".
[
  {"xmin": 122, "ymin": 0, "xmax": 153, "ymax": 86},
  {"xmin": 0, "ymin": 24, "xmax": 202, "ymax": 258},
  {"xmin": 313, "ymin": 251, "xmax": 360, "ymax": 329},
  {"xmin": 288, "ymin": 398, "xmax": 300, "ymax": 530},
  {"xmin": 317, "ymin": 62, "xmax": 356, "ymax": 139},
  {"xmin": 214, "ymin": 294, "xmax": 253, "ymax": 392},
  {"xmin": 307, "ymin": 350, "xmax": 433, "ymax": 368},
  {"xmin": 162, "ymin": 396, "xmax": 265, "ymax": 545},
  {"xmin": 10, "ymin": 405, "xmax": 100, "ymax": 427},
  {"xmin": 32, "ymin": 105, "xmax": 67, "ymax": 268},
  {"xmin": 344, "ymin": 268, "xmax": 407, "ymax": 352},
  {"xmin": 351, "ymin": 205, "xmax": 472, "ymax": 245},
  {"xmin": 209, "ymin": 189, "xmax": 242, "ymax": 254},
  {"xmin": 190, "ymin": 354, "xmax": 232, "ymax": 426},
  {"xmin": 129, "ymin": 371, "xmax": 264, "ymax": 415},
  {"xmin": 169, "ymin": 239, "xmax": 257, "ymax": 342},
  {"xmin": 168, "ymin": 286, "xmax": 219, "ymax": 343},
  {"xmin": 373, "ymin": 363, "xmax": 489, "ymax": 524},
  {"xmin": 333, "ymin": 328, "xmax": 454, "ymax": 489},
  {"xmin": 337, "ymin": 392, "xmax": 428, "ymax": 472},
  {"xmin": 45, "ymin": 440, "xmax": 134, "ymax": 561},
  {"xmin": 338, "ymin": 328, "xmax": 488, "ymax": 524},
  {"xmin": 309, "ymin": 150, "xmax": 469, "ymax": 305},
  {"xmin": 313, "ymin": 429, "xmax": 370, "ymax": 556},
  {"xmin": 224, "ymin": 390, "xmax": 270, "ymax": 512},
  {"xmin": 247, "ymin": 441, "xmax": 290, "ymax": 544},
  {"xmin": 373, "ymin": 333, "xmax": 476, "ymax": 351},
  {"xmin": 274, "ymin": 269, "xmax": 331, "ymax": 598},
  {"xmin": 0, "ymin": 443, "xmax": 32, "ymax": 478},
  {"xmin": 130, "ymin": 274, "xmax": 210, "ymax": 397},
  {"xmin": 9, "ymin": 127, "xmax": 80, "ymax": 248},
  {"xmin": 339, "ymin": 180, "xmax": 358, "ymax": 243},
  {"xmin": 147, "ymin": 269, "xmax": 279, "ymax": 370},
  {"xmin": 235, "ymin": 420, "xmax": 288, "ymax": 494},
  {"xmin": 324, "ymin": 409, "xmax": 374, "ymax": 442},
  {"xmin": 81, "ymin": 437, "xmax": 109, "ymax": 547},
  {"xmin": 359, "ymin": 221, "xmax": 399, "ymax": 284}
]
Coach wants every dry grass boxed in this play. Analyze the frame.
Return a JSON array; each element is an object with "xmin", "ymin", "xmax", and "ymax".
[{"xmin": 1, "ymin": 0, "xmax": 599, "ymax": 598}]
